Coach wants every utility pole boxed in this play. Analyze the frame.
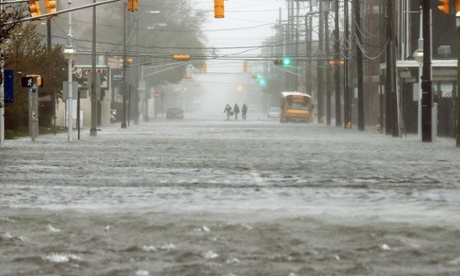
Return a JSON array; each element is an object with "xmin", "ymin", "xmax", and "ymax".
[
  {"xmin": 355, "ymin": 0, "xmax": 364, "ymax": 131},
  {"xmin": 305, "ymin": 2, "xmax": 313, "ymax": 99},
  {"xmin": 334, "ymin": 0, "xmax": 341, "ymax": 127},
  {"xmin": 90, "ymin": 0, "xmax": 97, "ymax": 136},
  {"xmin": 121, "ymin": 1, "xmax": 127, "ymax": 129},
  {"xmin": 421, "ymin": 0, "xmax": 432, "ymax": 142},
  {"xmin": 317, "ymin": 2, "xmax": 324, "ymax": 123},
  {"xmin": 325, "ymin": 4, "xmax": 331, "ymax": 126},
  {"xmin": 344, "ymin": 0, "xmax": 351, "ymax": 128}
]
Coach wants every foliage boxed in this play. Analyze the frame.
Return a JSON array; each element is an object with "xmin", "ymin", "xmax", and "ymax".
[
  {"xmin": 4, "ymin": 23, "xmax": 67, "ymax": 131},
  {"xmin": 0, "ymin": 3, "xmax": 26, "ymax": 45},
  {"xmin": 77, "ymin": 0, "xmax": 209, "ymax": 89}
]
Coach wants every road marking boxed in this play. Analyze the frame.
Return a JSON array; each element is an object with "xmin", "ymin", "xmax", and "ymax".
[{"xmin": 248, "ymin": 166, "xmax": 274, "ymax": 196}]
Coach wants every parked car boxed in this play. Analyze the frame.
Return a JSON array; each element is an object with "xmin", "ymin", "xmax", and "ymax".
[
  {"xmin": 267, "ymin": 106, "xmax": 280, "ymax": 118},
  {"xmin": 166, "ymin": 108, "xmax": 184, "ymax": 119}
]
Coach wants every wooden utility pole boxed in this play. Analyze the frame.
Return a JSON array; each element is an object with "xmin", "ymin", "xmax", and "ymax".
[
  {"xmin": 317, "ymin": 4, "xmax": 324, "ymax": 123},
  {"xmin": 344, "ymin": 0, "xmax": 351, "ymax": 128},
  {"xmin": 355, "ymin": 0, "xmax": 364, "ymax": 131},
  {"xmin": 334, "ymin": 0, "xmax": 341, "ymax": 127}
]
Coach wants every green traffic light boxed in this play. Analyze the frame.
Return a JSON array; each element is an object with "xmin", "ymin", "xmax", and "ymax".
[{"xmin": 282, "ymin": 57, "xmax": 291, "ymax": 66}]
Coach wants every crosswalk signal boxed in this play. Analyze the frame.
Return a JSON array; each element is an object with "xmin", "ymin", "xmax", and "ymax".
[
  {"xmin": 214, "ymin": 0, "xmax": 224, "ymax": 18},
  {"xmin": 44, "ymin": 0, "xmax": 57, "ymax": 13},
  {"xmin": 127, "ymin": 0, "xmax": 138, "ymax": 12},
  {"xmin": 438, "ymin": 0, "xmax": 454, "ymax": 14},
  {"xmin": 28, "ymin": 0, "xmax": 42, "ymax": 18}
]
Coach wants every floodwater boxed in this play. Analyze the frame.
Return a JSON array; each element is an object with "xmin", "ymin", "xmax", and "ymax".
[{"xmin": 1, "ymin": 117, "xmax": 460, "ymax": 275}]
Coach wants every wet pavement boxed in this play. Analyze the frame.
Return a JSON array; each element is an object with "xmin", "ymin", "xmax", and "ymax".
[{"xmin": 1, "ymin": 116, "xmax": 460, "ymax": 275}]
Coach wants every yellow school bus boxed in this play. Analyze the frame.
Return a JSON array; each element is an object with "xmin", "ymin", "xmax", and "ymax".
[{"xmin": 280, "ymin": 92, "xmax": 314, "ymax": 123}]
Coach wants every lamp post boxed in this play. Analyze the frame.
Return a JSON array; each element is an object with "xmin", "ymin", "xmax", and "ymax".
[
  {"xmin": 135, "ymin": 11, "xmax": 160, "ymax": 123},
  {"xmin": 121, "ymin": 1, "xmax": 128, "ymax": 129},
  {"xmin": 63, "ymin": 0, "xmax": 77, "ymax": 141}
]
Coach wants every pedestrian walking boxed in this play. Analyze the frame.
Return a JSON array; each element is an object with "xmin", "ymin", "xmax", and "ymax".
[
  {"xmin": 233, "ymin": 104, "xmax": 240, "ymax": 120},
  {"xmin": 242, "ymin": 104, "xmax": 248, "ymax": 120},
  {"xmin": 223, "ymin": 104, "xmax": 232, "ymax": 120}
]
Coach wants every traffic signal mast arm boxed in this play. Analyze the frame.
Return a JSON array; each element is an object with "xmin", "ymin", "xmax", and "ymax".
[{"xmin": 6, "ymin": 0, "xmax": 120, "ymax": 25}]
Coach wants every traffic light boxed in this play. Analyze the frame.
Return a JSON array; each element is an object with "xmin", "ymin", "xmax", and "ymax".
[
  {"xmin": 44, "ymin": 0, "xmax": 57, "ymax": 13},
  {"xmin": 172, "ymin": 55, "xmax": 191, "ymax": 61},
  {"xmin": 282, "ymin": 57, "xmax": 292, "ymax": 66},
  {"xmin": 256, "ymin": 74, "xmax": 266, "ymax": 86},
  {"xmin": 243, "ymin": 61, "xmax": 248, "ymax": 73},
  {"xmin": 36, "ymin": 76, "xmax": 43, "ymax": 87},
  {"xmin": 274, "ymin": 57, "xmax": 292, "ymax": 66},
  {"xmin": 127, "ymin": 0, "xmax": 138, "ymax": 12},
  {"xmin": 438, "ymin": 0, "xmax": 455, "ymax": 14},
  {"xmin": 202, "ymin": 63, "xmax": 207, "ymax": 73},
  {"xmin": 28, "ymin": 0, "xmax": 42, "ymax": 18},
  {"xmin": 214, "ymin": 0, "xmax": 224, "ymax": 18},
  {"xmin": 125, "ymin": 58, "xmax": 133, "ymax": 66}
]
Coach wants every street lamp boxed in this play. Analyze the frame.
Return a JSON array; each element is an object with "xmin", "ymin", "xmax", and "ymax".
[
  {"xmin": 135, "ymin": 11, "xmax": 160, "ymax": 123},
  {"xmin": 63, "ymin": 0, "xmax": 77, "ymax": 141}
]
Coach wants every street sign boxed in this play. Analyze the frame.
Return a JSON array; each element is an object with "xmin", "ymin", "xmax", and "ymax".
[
  {"xmin": 73, "ymin": 66, "xmax": 109, "ymax": 89},
  {"xmin": 153, "ymin": 91, "xmax": 161, "ymax": 98},
  {"xmin": 21, "ymin": 77, "xmax": 34, "ymax": 88},
  {"xmin": 4, "ymin": 70, "xmax": 14, "ymax": 104},
  {"xmin": 63, "ymin": 81, "xmax": 79, "ymax": 100}
]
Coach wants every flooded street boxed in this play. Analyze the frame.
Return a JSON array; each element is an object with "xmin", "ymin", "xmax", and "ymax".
[{"xmin": 1, "ymin": 117, "xmax": 460, "ymax": 275}]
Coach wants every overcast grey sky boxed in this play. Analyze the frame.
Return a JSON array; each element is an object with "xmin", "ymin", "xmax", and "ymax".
[
  {"xmin": 191, "ymin": 0, "xmax": 291, "ymax": 74},
  {"xmin": 193, "ymin": 0, "xmax": 287, "ymax": 54}
]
